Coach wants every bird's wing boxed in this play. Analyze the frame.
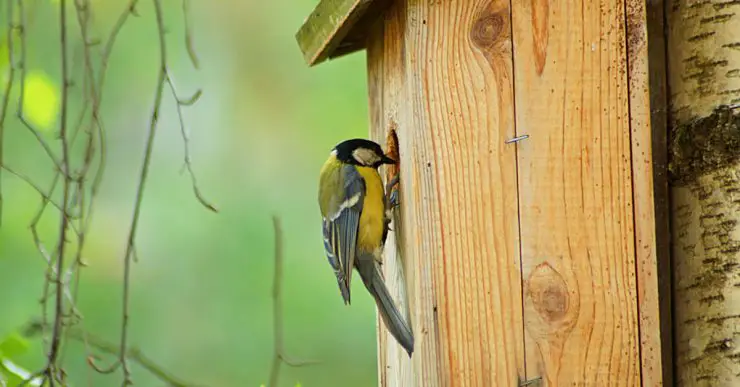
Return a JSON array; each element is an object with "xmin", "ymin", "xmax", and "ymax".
[{"xmin": 321, "ymin": 164, "xmax": 365, "ymax": 304}]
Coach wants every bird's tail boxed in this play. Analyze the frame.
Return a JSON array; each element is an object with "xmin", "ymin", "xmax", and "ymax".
[{"xmin": 358, "ymin": 259, "xmax": 414, "ymax": 356}]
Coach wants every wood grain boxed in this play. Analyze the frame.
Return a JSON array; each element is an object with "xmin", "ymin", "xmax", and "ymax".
[
  {"xmin": 367, "ymin": 0, "xmax": 525, "ymax": 385},
  {"xmin": 625, "ymin": 0, "xmax": 669, "ymax": 386},
  {"xmin": 511, "ymin": 0, "xmax": 641, "ymax": 385},
  {"xmin": 367, "ymin": 5, "xmax": 418, "ymax": 385}
]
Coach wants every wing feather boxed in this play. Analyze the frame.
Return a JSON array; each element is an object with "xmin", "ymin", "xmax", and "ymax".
[{"xmin": 320, "ymin": 165, "xmax": 365, "ymax": 304}]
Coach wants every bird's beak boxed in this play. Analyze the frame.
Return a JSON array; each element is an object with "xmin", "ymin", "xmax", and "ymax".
[{"xmin": 381, "ymin": 155, "xmax": 397, "ymax": 165}]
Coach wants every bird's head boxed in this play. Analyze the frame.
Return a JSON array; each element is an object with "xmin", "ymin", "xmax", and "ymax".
[{"xmin": 332, "ymin": 138, "xmax": 396, "ymax": 168}]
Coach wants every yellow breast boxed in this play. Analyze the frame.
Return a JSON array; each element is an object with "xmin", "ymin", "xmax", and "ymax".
[{"xmin": 355, "ymin": 166, "xmax": 385, "ymax": 253}]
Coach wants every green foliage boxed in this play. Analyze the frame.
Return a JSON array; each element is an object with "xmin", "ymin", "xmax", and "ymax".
[
  {"xmin": 0, "ymin": 332, "xmax": 28, "ymax": 357},
  {"xmin": 0, "ymin": 332, "xmax": 32, "ymax": 387},
  {"xmin": 21, "ymin": 71, "xmax": 59, "ymax": 131},
  {"xmin": 0, "ymin": 363, "xmax": 24, "ymax": 387}
]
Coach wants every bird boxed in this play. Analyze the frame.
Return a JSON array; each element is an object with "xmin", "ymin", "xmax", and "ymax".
[{"xmin": 318, "ymin": 138, "xmax": 414, "ymax": 356}]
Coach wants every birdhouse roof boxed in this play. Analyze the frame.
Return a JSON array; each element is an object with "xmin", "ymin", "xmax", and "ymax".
[{"xmin": 295, "ymin": 0, "xmax": 391, "ymax": 66}]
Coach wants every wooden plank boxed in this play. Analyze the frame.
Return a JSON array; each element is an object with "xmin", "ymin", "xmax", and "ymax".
[
  {"xmin": 510, "ymin": 0, "xmax": 641, "ymax": 385},
  {"xmin": 367, "ymin": 0, "xmax": 525, "ymax": 385},
  {"xmin": 331, "ymin": 0, "xmax": 393, "ymax": 60},
  {"xmin": 626, "ymin": 0, "xmax": 672, "ymax": 386},
  {"xmin": 296, "ymin": 0, "xmax": 377, "ymax": 66},
  {"xmin": 644, "ymin": 0, "xmax": 673, "ymax": 384},
  {"xmin": 367, "ymin": 6, "xmax": 417, "ymax": 385},
  {"xmin": 625, "ymin": 0, "xmax": 666, "ymax": 386}
]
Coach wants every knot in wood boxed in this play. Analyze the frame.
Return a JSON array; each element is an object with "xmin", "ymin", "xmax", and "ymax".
[
  {"xmin": 528, "ymin": 263, "xmax": 569, "ymax": 323},
  {"xmin": 470, "ymin": 11, "xmax": 506, "ymax": 50}
]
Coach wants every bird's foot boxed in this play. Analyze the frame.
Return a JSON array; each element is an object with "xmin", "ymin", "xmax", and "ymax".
[
  {"xmin": 386, "ymin": 174, "xmax": 400, "ymax": 208},
  {"xmin": 389, "ymin": 190, "xmax": 400, "ymax": 208}
]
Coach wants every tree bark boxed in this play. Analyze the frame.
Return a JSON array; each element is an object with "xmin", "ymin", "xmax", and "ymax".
[{"xmin": 667, "ymin": 1, "xmax": 740, "ymax": 386}]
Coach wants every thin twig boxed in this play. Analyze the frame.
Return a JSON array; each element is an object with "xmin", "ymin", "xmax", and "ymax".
[
  {"xmin": 268, "ymin": 216, "xmax": 284, "ymax": 387},
  {"xmin": 181, "ymin": 0, "xmax": 199, "ymax": 69},
  {"xmin": 97, "ymin": 0, "xmax": 139, "ymax": 105},
  {"xmin": 117, "ymin": 1, "xmax": 168, "ymax": 384},
  {"xmin": 1, "ymin": 165, "xmax": 70, "ymax": 219},
  {"xmin": 22, "ymin": 321, "xmax": 200, "ymax": 387},
  {"xmin": 43, "ymin": 0, "xmax": 73, "ymax": 384},
  {"xmin": 20, "ymin": 0, "xmax": 74, "ymax": 384},
  {"xmin": 31, "ymin": 172, "xmax": 61, "ymax": 353},
  {"xmin": 75, "ymin": 331, "xmax": 200, "ymax": 387},
  {"xmin": 11, "ymin": 0, "xmax": 213, "ymax": 385},
  {"xmin": 60, "ymin": 0, "xmax": 101, "ymax": 368},
  {"xmin": 268, "ymin": 216, "xmax": 318, "ymax": 387},
  {"xmin": 165, "ymin": 71, "xmax": 216, "ymax": 212},
  {"xmin": 167, "ymin": 0, "xmax": 215, "ymax": 212},
  {"xmin": 15, "ymin": 0, "xmax": 65, "ymax": 175},
  {"xmin": 0, "ymin": 0, "xmax": 17, "ymax": 228}
]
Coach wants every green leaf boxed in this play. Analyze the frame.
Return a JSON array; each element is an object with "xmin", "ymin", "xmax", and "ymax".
[
  {"xmin": 0, "ymin": 358, "xmax": 32, "ymax": 387},
  {"xmin": 1, "ymin": 365, "xmax": 25, "ymax": 386},
  {"xmin": 22, "ymin": 71, "xmax": 59, "ymax": 131},
  {"xmin": 0, "ymin": 333, "xmax": 28, "ymax": 358}
]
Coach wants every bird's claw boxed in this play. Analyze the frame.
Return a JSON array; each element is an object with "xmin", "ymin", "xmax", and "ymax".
[
  {"xmin": 386, "ymin": 174, "xmax": 400, "ymax": 208},
  {"xmin": 389, "ymin": 190, "xmax": 400, "ymax": 208},
  {"xmin": 385, "ymin": 175, "xmax": 400, "ymax": 193}
]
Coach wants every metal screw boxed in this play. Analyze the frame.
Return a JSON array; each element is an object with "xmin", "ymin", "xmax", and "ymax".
[
  {"xmin": 519, "ymin": 376, "xmax": 542, "ymax": 386},
  {"xmin": 505, "ymin": 134, "xmax": 530, "ymax": 144}
]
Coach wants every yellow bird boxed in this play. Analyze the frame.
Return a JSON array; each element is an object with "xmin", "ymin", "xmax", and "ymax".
[{"xmin": 318, "ymin": 138, "xmax": 414, "ymax": 356}]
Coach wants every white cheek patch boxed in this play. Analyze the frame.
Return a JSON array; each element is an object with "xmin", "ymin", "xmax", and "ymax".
[
  {"xmin": 352, "ymin": 148, "xmax": 379, "ymax": 166},
  {"xmin": 331, "ymin": 193, "xmax": 361, "ymax": 221}
]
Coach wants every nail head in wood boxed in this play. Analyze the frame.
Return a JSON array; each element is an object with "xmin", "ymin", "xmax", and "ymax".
[{"xmin": 505, "ymin": 134, "xmax": 529, "ymax": 144}]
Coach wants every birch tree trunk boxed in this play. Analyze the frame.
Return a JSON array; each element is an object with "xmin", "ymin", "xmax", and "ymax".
[{"xmin": 667, "ymin": 1, "xmax": 740, "ymax": 385}]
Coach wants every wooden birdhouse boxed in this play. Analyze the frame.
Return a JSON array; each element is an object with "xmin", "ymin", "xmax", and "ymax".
[{"xmin": 296, "ymin": 1, "xmax": 672, "ymax": 386}]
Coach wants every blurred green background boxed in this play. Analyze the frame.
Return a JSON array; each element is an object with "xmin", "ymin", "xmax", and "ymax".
[{"xmin": 0, "ymin": 0, "xmax": 379, "ymax": 385}]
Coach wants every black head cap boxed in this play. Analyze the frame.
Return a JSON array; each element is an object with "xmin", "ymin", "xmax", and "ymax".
[{"xmin": 332, "ymin": 138, "xmax": 396, "ymax": 168}]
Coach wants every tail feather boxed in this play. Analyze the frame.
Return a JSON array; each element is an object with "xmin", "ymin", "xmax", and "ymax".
[
  {"xmin": 358, "ymin": 259, "xmax": 414, "ymax": 356},
  {"xmin": 336, "ymin": 274, "xmax": 351, "ymax": 305}
]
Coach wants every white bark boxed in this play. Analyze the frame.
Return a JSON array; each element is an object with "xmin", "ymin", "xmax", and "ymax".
[{"xmin": 667, "ymin": 1, "xmax": 740, "ymax": 385}]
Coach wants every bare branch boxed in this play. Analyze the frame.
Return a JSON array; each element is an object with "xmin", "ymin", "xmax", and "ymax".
[
  {"xmin": 1, "ymin": 165, "xmax": 70, "ymax": 219},
  {"xmin": 30, "ymin": 172, "xmax": 61, "ymax": 353},
  {"xmin": 178, "ymin": 89, "xmax": 202, "ymax": 106},
  {"xmin": 0, "ymin": 0, "xmax": 17, "ymax": 227},
  {"xmin": 268, "ymin": 216, "xmax": 319, "ymax": 387},
  {"xmin": 9, "ymin": 0, "xmax": 213, "ymax": 385},
  {"xmin": 22, "ymin": 320, "xmax": 200, "ymax": 387},
  {"xmin": 165, "ymin": 71, "xmax": 216, "ymax": 212},
  {"xmin": 62, "ymin": 1, "xmax": 104, "ymax": 369},
  {"xmin": 98, "ymin": 0, "xmax": 140, "ymax": 103},
  {"xmin": 41, "ymin": 0, "xmax": 74, "ymax": 383},
  {"xmin": 14, "ymin": 0, "xmax": 66, "ymax": 176},
  {"xmin": 117, "ymin": 1, "xmax": 168, "ymax": 384},
  {"xmin": 75, "ymin": 330, "xmax": 202, "ymax": 387},
  {"xmin": 182, "ymin": 0, "xmax": 199, "ymax": 69}
]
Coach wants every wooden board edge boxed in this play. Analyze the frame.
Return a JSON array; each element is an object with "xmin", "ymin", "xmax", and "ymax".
[
  {"xmin": 366, "ymin": 16, "xmax": 389, "ymax": 386},
  {"xmin": 645, "ymin": 0, "xmax": 673, "ymax": 384},
  {"xmin": 295, "ymin": 0, "xmax": 375, "ymax": 66},
  {"xmin": 625, "ymin": 0, "xmax": 671, "ymax": 385}
]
